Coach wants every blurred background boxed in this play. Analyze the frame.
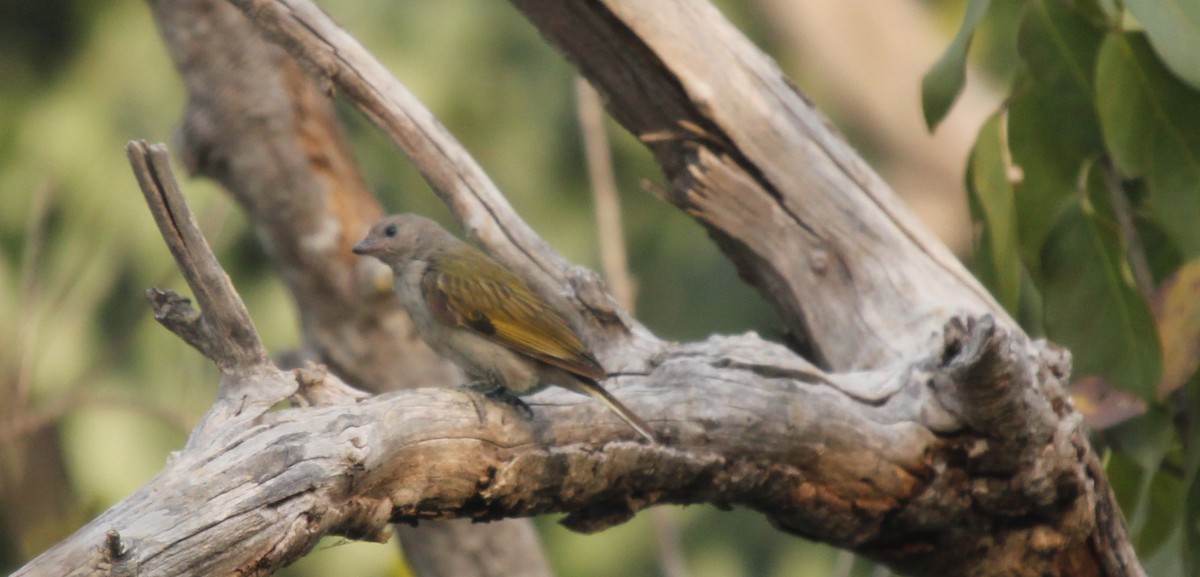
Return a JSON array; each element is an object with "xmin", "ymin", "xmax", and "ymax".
[{"xmin": 0, "ymin": 0, "xmax": 1010, "ymax": 575}]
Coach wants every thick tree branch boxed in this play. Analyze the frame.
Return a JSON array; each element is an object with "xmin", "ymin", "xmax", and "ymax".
[
  {"xmin": 508, "ymin": 0, "xmax": 1013, "ymax": 370},
  {"xmin": 20, "ymin": 311, "xmax": 1063, "ymax": 576},
  {"xmin": 225, "ymin": 0, "xmax": 1137, "ymax": 574}
]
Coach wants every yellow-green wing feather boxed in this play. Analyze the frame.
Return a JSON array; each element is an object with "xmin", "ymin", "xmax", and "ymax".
[{"xmin": 423, "ymin": 250, "xmax": 605, "ymax": 380}]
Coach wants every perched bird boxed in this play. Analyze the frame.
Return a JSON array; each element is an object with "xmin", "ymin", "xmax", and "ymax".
[{"xmin": 352, "ymin": 214, "xmax": 656, "ymax": 443}]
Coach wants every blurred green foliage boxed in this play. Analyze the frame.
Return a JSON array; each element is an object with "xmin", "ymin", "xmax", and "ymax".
[{"xmin": 930, "ymin": 0, "xmax": 1200, "ymax": 574}]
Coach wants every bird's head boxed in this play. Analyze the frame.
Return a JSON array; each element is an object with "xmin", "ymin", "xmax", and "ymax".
[{"xmin": 352, "ymin": 214, "xmax": 456, "ymax": 265}]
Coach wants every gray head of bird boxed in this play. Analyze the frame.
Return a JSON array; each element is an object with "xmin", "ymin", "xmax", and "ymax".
[{"xmin": 352, "ymin": 214, "xmax": 459, "ymax": 265}]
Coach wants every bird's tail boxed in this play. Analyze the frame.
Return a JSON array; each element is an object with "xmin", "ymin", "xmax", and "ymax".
[{"xmin": 573, "ymin": 378, "xmax": 657, "ymax": 443}]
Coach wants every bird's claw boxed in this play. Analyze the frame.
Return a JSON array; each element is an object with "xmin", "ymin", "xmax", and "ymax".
[
  {"xmin": 484, "ymin": 387, "xmax": 534, "ymax": 420},
  {"xmin": 458, "ymin": 382, "xmax": 534, "ymax": 423}
]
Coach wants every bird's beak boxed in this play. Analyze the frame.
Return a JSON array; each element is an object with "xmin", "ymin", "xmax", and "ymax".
[{"xmin": 352, "ymin": 237, "xmax": 378, "ymax": 256}]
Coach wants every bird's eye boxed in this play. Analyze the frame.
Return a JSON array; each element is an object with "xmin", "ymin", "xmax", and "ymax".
[{"xmin": 384, "ymin": 224, "xmax": 398, "ymax": 238}]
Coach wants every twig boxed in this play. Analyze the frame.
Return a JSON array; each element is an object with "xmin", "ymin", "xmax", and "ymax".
[
  {"xmin": 13, "ymin": 180, "xmax": 56, "ymax": 410},
  {"xmin": 1101, "ymin": 159, "xmax": 1154, "ymax": 296},
  {"xmin": 575, "ymin": 78, "xmax": 636, "ymax": 309},
  {"xmin": 127, "ymin": 141, "xmax": 294, "ymax": 448},
  {"xmin": 833, "ymin": 550, "xmax": 856, "ymax": 577}
]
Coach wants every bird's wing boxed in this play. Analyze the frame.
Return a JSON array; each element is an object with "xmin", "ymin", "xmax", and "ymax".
[{"xmin": 422, "ymin": 252, "xmax": 606, "ymax": 380}]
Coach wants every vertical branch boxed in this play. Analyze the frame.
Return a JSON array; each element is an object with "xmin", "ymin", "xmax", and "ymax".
[
  {"xmin": 13, "ymin": 181, "xmax": 55, "ymax": 410},
  {"xmin": 576, "ymin": 78, "xmax": 636, "ymax": 309},
  {"xmin": 127, "ymin": 141, "xmax": 293, "ymax": 448}
]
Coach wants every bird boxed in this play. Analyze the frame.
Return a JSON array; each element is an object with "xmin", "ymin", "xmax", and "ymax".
[{"xmin": 352, "ymin": 214, "xmax": 656, "ymax": 443}]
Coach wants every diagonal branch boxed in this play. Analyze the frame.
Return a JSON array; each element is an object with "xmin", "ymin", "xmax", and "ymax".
[{"xmin": 226, "ymin": 0, "xmax": 572, "ymax": 292}]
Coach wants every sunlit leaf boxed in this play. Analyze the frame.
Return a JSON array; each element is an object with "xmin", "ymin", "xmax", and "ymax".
[
  {"xmin": 1152, "ymin": 260, "xmax": 1200, "ymax": 398},
  {"xmin": 1126, "ymin": 0, "xmax": 1200, "ymax": 91},
  {"xmin": 1096, "ymin": 33, "xmax": 1200, "ymax": 257},
  {"xmin": 922, "ymin": 0, "xmax": 992, "ymax": 130},
  {"xmin": 967, "ymin": 112, "xmax": 1021, "ymax": 314},
  {"xmin": 1040, "ymin": 164, "xmax": 1162, "ymax": 400}
]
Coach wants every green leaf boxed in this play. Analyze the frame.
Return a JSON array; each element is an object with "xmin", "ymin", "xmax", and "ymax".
[
  {"xmin": 1008, "ymin": 0, "xmax": 1105, "ymax": 269},
  {"xmin": 967, "ymin": 112, "xmax": 1022, "ymax": 314},
  {"xmin": 922, "ymin": 0, "xmax": 992, "ymax": 130},
  {"xmin": 1096, "ymin": 33, "xmax": 1200, "ymax": 257},
  {"xmin": 1040, "ymin": 163, "xmax": 1162, "ymax": 400},
  {"xmin": 1140, "ymin": 470, "xmax": 1187, "ymax": 572},
  {"xmin": 1126, "ymin": 0, "xmax": 1200, "ymax": 91}
]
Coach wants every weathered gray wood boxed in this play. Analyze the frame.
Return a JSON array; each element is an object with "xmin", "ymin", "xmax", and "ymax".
[
  {"xmin": 17, "ymin": 300, "xmax": 1115, "ymax": 577},
  {"xmin": 127, "ymin": 141, "xmax": 293, "ymax": 452},
  {"xmin": 18, "ymin": 319, "xmax": 1056, "ymax": 576}
]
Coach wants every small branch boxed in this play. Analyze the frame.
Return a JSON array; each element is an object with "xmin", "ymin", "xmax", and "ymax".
[
  {"xmin": 144, "ymin": 288, "xmax": 213, "ymax": 361},
  {"xmin": 13, "ymin": 180, "xmax": 55, "ymax": 410},
  {"xmin": 127, "ymin": 141, "xmax": 294, "ymax": 447},
  {"xmin": 126, "ymin": 141, "xmax": 269, "ymax": 371}
]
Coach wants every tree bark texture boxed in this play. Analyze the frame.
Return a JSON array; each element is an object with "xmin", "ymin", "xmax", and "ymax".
[{"xmin": 13, "ymin": 1, "xmax": 1144, "ymax": 577}]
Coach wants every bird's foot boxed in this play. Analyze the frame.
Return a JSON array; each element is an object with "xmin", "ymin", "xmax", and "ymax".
[
  {"xmin": 458, "ymin": 382, "xmax": 534, "ymax": 422},
  {"xmin": 483, "ymin": 387, "xmax": 534, "ymax": 420}
]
